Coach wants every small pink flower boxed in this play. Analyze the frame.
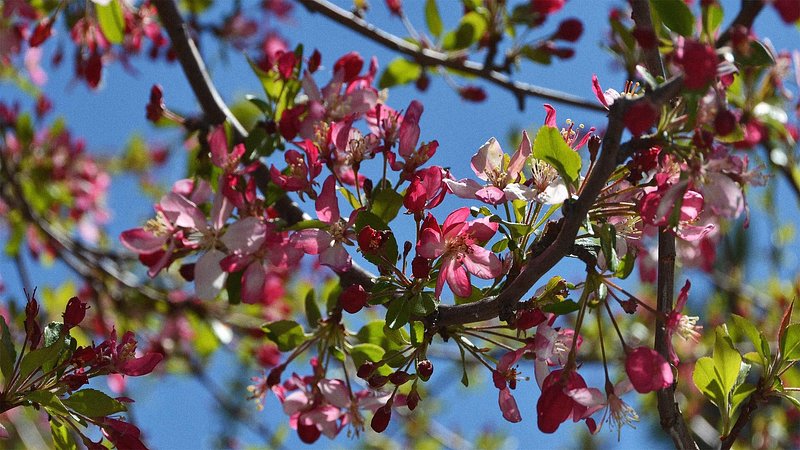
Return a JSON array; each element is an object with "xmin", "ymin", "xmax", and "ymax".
[
  {"xmin": 536, "ymin": 369, "xmax": 590, "ymax": 433},
  {"xmin": 625, "ymin": 346, "xmax": 673, "ymax": 393},
  {"xmin": 291, "ymin": 176, "xmax": 357, "ymax": 272},
  {"xmin": 665, "ymin": 280, "xmax": 702, "ymax": 365},
  {"xmin": 444, "ymin": 133, "xmax": 533, "ymax": 205},
  {"xmin": 416, "ymin": 208, "xmax": 503, "ymax": 298}
]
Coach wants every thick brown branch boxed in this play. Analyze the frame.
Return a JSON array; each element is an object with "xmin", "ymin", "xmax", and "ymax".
[
  {"xmin": 435, "ymin": 76, "xmax": 684, "ymax": 328},
  {"xmin": 295, "ymin": 0, "xmax": 605, "ymax": 112}
]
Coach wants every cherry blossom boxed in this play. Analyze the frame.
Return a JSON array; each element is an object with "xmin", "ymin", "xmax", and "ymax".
[{"xmin": 624, "ymin": 346, "xmax": 673, "ymax": 394}]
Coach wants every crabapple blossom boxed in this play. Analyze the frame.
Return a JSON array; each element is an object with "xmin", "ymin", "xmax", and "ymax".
[{"xmin": 416, "ymin": 207, "xmax": 503, "ymax": 298}]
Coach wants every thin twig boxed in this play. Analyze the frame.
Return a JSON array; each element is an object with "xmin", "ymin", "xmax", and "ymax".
[
  {"xmin": 717, "ymin": 0, "xmax": 766, "ymax": 46},
  {"xmin": 295, "ymin": 0, "xmax": 606, "ymax": 112},
  {"xmin": 629, "ymin": 1, "xmax": 697, "ymax": 448}
]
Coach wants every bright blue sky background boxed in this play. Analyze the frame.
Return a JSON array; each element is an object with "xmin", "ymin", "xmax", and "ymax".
[{"xmin": 1, "ymin": 0, "xmax": 799, "ymax": 449}]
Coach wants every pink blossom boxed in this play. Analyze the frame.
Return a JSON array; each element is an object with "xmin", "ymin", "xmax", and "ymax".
[
  {"xmin": 536, "ymin": 369, "xmax": 591, "ymax": 433},
  {"xmin": 492, "ymin": 341, "xmax": 535, "ymax": 422},
  {"xmin": 444, "ymin": 133, "xmax": 534, "ymax": 205},
  {"xmin": 665, "ymin": 280, "xmax": 701, "ymax": 365},
  {"xmin": 416, "ymin": 208, "xmax": 503, "ymax": 298},
  {"xmin": 625, "ymin": 346, "xmax": 673, "ymax": 393},
  {"xmin": 291, "ymin": 176, "xmax": 357, "ymax": 271}
]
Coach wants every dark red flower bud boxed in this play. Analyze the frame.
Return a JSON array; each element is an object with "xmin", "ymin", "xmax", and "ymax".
[
  {"xmin": 389, "ymin": 371, "xmax": 411, "ymax": 385},
  {"xmin": 458, "ymin": 85, "xmax": 487, "ymax": 102},
  {"xmin": 267, "ymin": 365, "xmax": 285, "ymax": 387},
  {"xmin": 515, "ymin": 308, "xmax": 546, "ymax": 330},
  {"xmin": 297, "ymin": 420, "xmax": 321, "ymax": 444},
  {"xmin": 308, "ymin": 49, "xmax": 321, "ymax": 73},
  {"xmin": 340, "ymin": 284, "xmax": 368, "ymax": 314},
  {"xmin": 63, "ymin": 297, "xmax": 88, "ymax": 329},
  {"xmin": 415, "ymin": 72, "xmax": 430, "ymax": 92},
  {"xmin": 411, "ymin": 256, "xmax": 430, "ymax": 279},
  {"xmin": 403, "ymin": 180, "xmax": 427, "ymax": 215},
  {"xmin": 29, "ymin": 18, "xmax": 54, "ymax": 47},
  {"xmin": 358, "ymin": 226, "xmax": 389, "ymax": 254},
  {"xmin": 386, "ymin": 0, "xmax": 402, "ymax": 16},
  {"xmin": 179, "ymin": 263, "xmax": 195, "ymax": 281},
  {"xmin": 86, "ymin": 50, "xmax": 103, "ymax": 89},
  {"xmin": 587, "ymin": 135, "xmax": 601, "ymax": 162},
  {"xmin": 35, "ymin": 95, "xmax": 52, "ymax": 119},
  {"xmin": 333, "ymin": 51, "xmax": 364, "ymax": 84},
  {"xmin": 714, "ymin": 109, "xmax": 737, "ymax": 136},
  {"xmin": 368, "ymin": 374, "xmax": 389, "ymax": 388},
  {"xmin": 25, "ymin": 298, "xmax": 42, "ymax": 348},
  {"xmin": 371, "ymin": 404, "xmax": 392, "ymax": 433},
  {"xmin": 62, "ymin": 373, "xmax": 89, "ymax": 391},
  {"xmin": 358, "ymin": 362, "xmax": 376, "ymax": 379},
  {"xmin": 676, "ymin": 40, "xmax": 718, "ymax": 90},
  {"xmin": 277, "ymin": 51, "xmax": 297, "ymax": 80},
  {"xmin": 531, "ymin": 0, "xmax": 565, "ymax": 15},
  {"xmin": 406, "ymin": 389, "xmax": 420, "ymax": 411},
  {"xmin": 146, "ymin": 84, "xmax": 165, "ymax": 122},
  {"xmin": 417, "ymin": 359, "xmax": 433, "ymax": 380},
  {"xmin": 623, "ymin": 101, "xmax": 659, "ymax": 136},
  {"xmin": 256, "ymin": 344, "xmax": 280, "ymax": 367},
  {"xmin": 72, "ymin": 346, "xmax": 98, "ymax": 366},
  {"xmin": 553, "ymin": 19, "xmax": 583, "ymax": 42},
  {"xmin": 773, "ymin": 0, "xmax": 800, "ymax": 24},
  {"xmin": 619, "ymin": 298, "xmax": 638, "ymax": 314}
]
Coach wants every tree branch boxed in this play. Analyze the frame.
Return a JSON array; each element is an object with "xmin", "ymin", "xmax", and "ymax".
[
  {"xmin": 435, "ymin": 76, "xmax": 684, "ymax": 328},
  {"xmin": 295, "ymin": 0, "xmax": 606, "ymax": 112},
  {"xmin": 717, "ymin": 0, "xmax": 766, "ymax": 46},
  {"xmin": 630, "ymin": 1, "xmax": 697, "ymax": 448}
]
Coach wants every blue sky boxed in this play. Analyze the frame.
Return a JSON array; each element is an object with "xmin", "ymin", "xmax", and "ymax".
[{"xmin": 1, "ymin": 0, "xmax": 799, "ymax": 448}]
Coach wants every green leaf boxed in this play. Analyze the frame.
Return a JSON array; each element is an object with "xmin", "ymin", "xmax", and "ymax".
[
  {"xmin": 410, "ymin": 322, "xmax": 425, "ymax": 346},
  {"xmin": 25, "ymin": 390, "xmax": 69, "ymax": 414},
  {"xmin": 735, "ymin": 40, "xmax": 775, "ymax": 67},
  {"xmin": 385, "ymin": 297, "xmax": 412, "ymax": 330},
  {"xmin": 532, "ymin": 126, "xmax": 582, "ymax": 183},
  {"xmin": 410, "ymin": 292, "xmax": 437, "ymax": 316},
  {"xmin": 262, "ymin": 320, "xmax": 307, "ymax": 352},
  {"xmin": 703, "ymin": 4, "xmax": 724, "ymax": 36},
  {"xmin": 0, "ymin": 316, "xmax": 16, "ymax": 384},
  {"xmin": 19, "ymin": 340, "xmax": 64, "ymax": 382},
  {"xmin": 350, "ymin": 343, "xmax": 385, "ymax": 368},
  {"xmin": 370, "ymin": 185, "xmax": 404, "ymax": 223},
  {"xmin": 780, "ymin": 323, "xmax": 800, "ymax": 362},
  {"xmin": 730, "ymin": 382, "xmax": 756, "ymax": 418},
  {"xmin": 731, "ymin": 314, "xmax": 770, "ymax": 365},
  {"xmin": 713, "ymin": 326, "xmax": 742, "ymax": 396},
  {"xmin": 95, "ymin": 0, "xmax": 125, "ymax": 44},
  {"xmin": 425, "ymin": 0, "xmax": 443, "ymax": 37},
  {"xmin": 285, "ymin": 219, "xmax": 329, "ymax": 231},
  {"xmin": 541, "ymin": 300, "xmax": 580, "ymax": 315},
  {"xmin": 651, "ymin": 0, "xmax": 695, "ymax": 37},
  {"xmin": 304, "ymin": 289, "xmax": 322, "ymax": 327},
  {"xmin": 50, "ymin": 419, "xmax": 78, "ymax": 450},
  {"xmin": 63, "ymin": 389, "xmax": 127, "ymax": 417},
  {"xmin": 693, "ymin": 356, "xmax": 724, "ymax": 407},
  {"xmin": 357, "ymin": 321, "xmax": 405, "ymax": 351},
  {"xmin": 442, "ymin": 12, "xmax": 487, "ymax": 50},
  {"xmin": 378, "ymin": 58, "xmax": 422, "ymax": 89},
  {"xmin": 44, "ymin": 322, "xmax": 64, "ymax": 348},
  {"xmin": 457, "ymin": 337, "xmax": 469, "ymax": 387}
]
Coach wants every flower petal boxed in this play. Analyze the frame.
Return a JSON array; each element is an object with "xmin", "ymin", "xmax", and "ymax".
[
  {"xmin": 470, "ymin": 138, "xmax": 503, "ymax": 180},
  {"xmin": 463, "ymin": 246, "xmax": 502, "ymax": 279},
  {"xmin": 195, "ymin": 249, "xmax": 228, "ymax": 300}
]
